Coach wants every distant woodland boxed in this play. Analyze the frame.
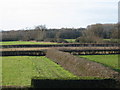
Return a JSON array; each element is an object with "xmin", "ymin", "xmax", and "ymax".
[{"xmin": 1, "ymin": 23, "xmax": 119, "ymax": 43}]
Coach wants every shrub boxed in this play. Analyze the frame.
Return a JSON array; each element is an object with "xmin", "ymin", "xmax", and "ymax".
[{"xmin": 75, "ymin": 36, "xmax": 103, "ymax": 43}]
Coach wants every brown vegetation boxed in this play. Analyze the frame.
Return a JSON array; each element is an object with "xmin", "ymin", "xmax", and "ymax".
[{"xmin": 46, "ymin": 49, "xmax": 118, "ymax": 78}]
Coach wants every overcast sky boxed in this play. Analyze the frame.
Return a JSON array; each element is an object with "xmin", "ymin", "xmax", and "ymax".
[{"xmin": 0, "ymin": 0, "xmax": 119, "ymax": 30}]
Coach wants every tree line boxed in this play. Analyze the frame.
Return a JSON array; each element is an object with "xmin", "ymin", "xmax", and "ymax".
[
  {"xmin": 1, "ymin": 23, "xmax": 119, "ymax": 43},
  {"xmin": 76, "ymin": 23, "xmax": 119, "ymax": 43}
]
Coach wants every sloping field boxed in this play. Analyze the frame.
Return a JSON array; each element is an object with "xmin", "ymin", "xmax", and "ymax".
[
  {"xmin": 2, "ymin": 56, "xmax": 78, "ymax": 86},
  {"xmin": 79, "ymin": 55, "xmax": 120, "ymax": 72}
]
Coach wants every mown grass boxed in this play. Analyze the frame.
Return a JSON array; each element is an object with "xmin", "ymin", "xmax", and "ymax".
[
  {"xmin": 79, "ymin": 54, "xmax": 120, "ymax": 72},
  {"xmin": 2, "ymin": 56, "xmax": 78, "ymax": 86},
  {"xmin": 2, "ymin": 56, "xmax": 38, "ymax": 86},
  {"xmin": 0, "ymin": 41, "xmax": 59, "ymax": 45},
  {"xmin": 1, "ymin": 56, "xmax": 104, "ymax": 86}
]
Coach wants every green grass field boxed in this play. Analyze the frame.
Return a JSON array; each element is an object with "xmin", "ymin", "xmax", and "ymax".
[
  {"xmin": 2, "ymin": 56, "xmax": 78, "ymax": 86},
  {"xmin": 0, "ymin": 41, "xmax": 59, "ymax": 45},
  {"xmin": 79, "ymin": 54, "xmax": 120, "ymax": 72},
  {"xmin": 64, "ymin": 39, "xmax": 76, "ymax": 43},
  {"xmin": 2, "ymin": 55, "xmax": 119, "ymax": 86},
  {"xmin": 1, "ymin": 56, "xmax": 104, "ymax": 86},
  {"xmin": 103, "ymin": 39, "xmax": 119, "ymax": 43}
]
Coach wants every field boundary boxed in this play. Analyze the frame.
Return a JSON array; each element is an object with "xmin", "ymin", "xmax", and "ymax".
[
  {"xmin": 31, "ymin": 79, "xmax": 120, "ymax": 88},
  {"xmin": 1, "ymin": 50, "xmax": 46, "ymax": 56},
  {"xmin": 46, "ymin": 49, "xmax": 118, "ymax": 78},
  {"xmin": 1, "ymin": 43, "xmax": 119, "ymax": 48},
  {"xmin": 1, "ymin": 48, "xmax": 120, "ymax": 56},
  {"xmin": 1, "ymin": 79, "xmax": 120, "ymax": 88}
]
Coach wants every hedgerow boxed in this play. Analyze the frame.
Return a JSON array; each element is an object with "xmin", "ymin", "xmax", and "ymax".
[{"xmin": 46, "ymin": 49, "xmax": 118, "ymax": 78}]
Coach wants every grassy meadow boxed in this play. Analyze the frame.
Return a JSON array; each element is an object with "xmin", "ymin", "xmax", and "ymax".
[
  {"xmin": 2, "ymin": 56, "xmax": 78, "ymax": 86},
  {"xmin": 79, "ymin": 54, "xmax": 120, "ymax": 72},
  {"xmin": 0, "ymin": 41, "xmax": 59, "ymax": 45},
  {"xmin": 64, "ymin": 39, "xmax": 76, "ymax": 43},
  {"xmin": 1, "ymin": 47, "xmax": 119, "ymax": 86},
  {"xmin": 1, "ymin": 55, "xmax": 106, "ymax": 86},
  {"xmin": 103, "ymin": 39, "xmax": 119, "ymax": 43}
]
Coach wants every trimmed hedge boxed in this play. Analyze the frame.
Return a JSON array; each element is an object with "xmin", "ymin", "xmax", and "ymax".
[
  {"xmin": 46, "ymin": 49, "xmax": 118, "ymax": 78},
  {"xmin": 1, "ymin": 43, "xmax": 119, "ymax": 48},
  {"xmin": 31, "ymin": 78, "xmax": 120, "ymax": 88},
  {"xmin": 2, "ymin": 50, "xmax": 46, "ymax": 56}
]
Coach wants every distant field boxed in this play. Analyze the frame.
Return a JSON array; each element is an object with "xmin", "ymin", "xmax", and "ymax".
[
  {"xmin": 2, "ymin": 56, "xmax": 78, "ymax": 86},
  {"xmin": 0, "ymin": 41, "xmax": 59, "ymax": 45},
  {"xmin": 65, "ymin": 39, "xmax": 119, "ymax": 43},
  {"xmin": 103, "ymin": 39, "xmax": 119, "ymax": 43},
  {"xmin": 79, "ymin": 54, "xmax": 120, "ymax": 72},
  {"xmin": 64, "ymin": 39, "xmax": 76, "ymax": 43}
]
